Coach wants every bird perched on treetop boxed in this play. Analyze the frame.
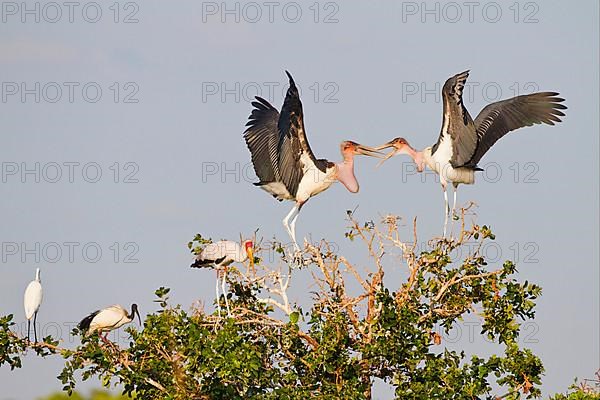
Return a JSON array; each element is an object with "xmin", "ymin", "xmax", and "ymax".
[
  {"xmin": 243, "ymin": 71, "xmax": 383, "ymax": 252},
  {"xmin": 191, "ymin": 239, "xmax": 254, "ymax": 316},
  {"xmin": 78, "ymin": 304, "xmax": 141, "ymax": 343},
  {"xmin": 376, "ymin": 70, "xmax": 566, "ymax": 236},
  {"xmin": 24, "ymin": 268, "xmax": 43, "ymax": 343}
]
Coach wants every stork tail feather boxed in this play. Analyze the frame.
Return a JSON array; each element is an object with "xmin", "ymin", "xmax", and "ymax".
[{"xmin": 78, "ymin": 310, "xmax": 99, "ymax": 333}]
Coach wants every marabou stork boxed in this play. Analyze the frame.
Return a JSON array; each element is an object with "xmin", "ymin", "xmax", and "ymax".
[
  {"xmin": 78, "ymin": 304, "xmax": 141, "ymax": 343},
  {"xmin": 376, "ymin": 70, "xmax": 566, "ymax": 236},
  {"xmin": 24, "ymin": 268, "xmax": 43, "ymax": 343},
  {"xmin": 244, "ymin": 71, "xmax": 382, "ymax": 251},
  {"xmin": 191, "ymin": 239, "xmax": 254, "ymax": 316}
]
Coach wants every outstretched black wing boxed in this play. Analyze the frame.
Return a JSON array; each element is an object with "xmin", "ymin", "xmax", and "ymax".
[
  {"xmin": 465, "ymin": 92, "xmax": 566, "ymax": 167},
  {"xmin": 243, "ymin": 71, "xmax": 319, "ymax": 199},
  {"xmin": 433, "ymin": 70, "xmax": 478, "ymax": 168},
  {"xmin": 243, "ymin": 96, "xmax": 281, "ymax": 184},
  {"xmin": 276, "ymin": 71, "xmax": 319, "ymax": 198}
]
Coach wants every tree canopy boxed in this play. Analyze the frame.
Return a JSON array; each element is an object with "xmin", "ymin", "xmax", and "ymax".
[{"xmin": 1, "ymin": 213, "xmax": 598, "ymax": 399}]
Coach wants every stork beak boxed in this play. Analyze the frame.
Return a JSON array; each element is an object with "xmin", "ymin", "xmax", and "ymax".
[
  {"xmin": 355, "ymin": 144, "xmax": 385, "ymax": 158},
  {"xmin": 135, "ymin": 308, "xmax": 141, "ymax": 325},
  {"xmin": 247, "ymin": 247, "xmax": 254, "ymax": 269},
  {"xmin": 373, "ymin": 140, "xmax": 397, "ymax": 151},
  {"xmin": 375, "ymin": 147, "xmax": 399, "ymax": 168}
]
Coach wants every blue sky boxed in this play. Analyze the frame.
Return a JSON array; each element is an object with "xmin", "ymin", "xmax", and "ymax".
[{"xmin": 0, "ymin": 1, "xmax": 598, "ymax": 398}]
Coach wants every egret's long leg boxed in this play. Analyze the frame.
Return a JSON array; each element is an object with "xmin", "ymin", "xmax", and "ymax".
[
  {"xmin": 283, "ymin": 205, "xmax": 300, "ymax": 251},
  {"xmin": 443, "ymin": 185, "xmax": 449, "ymax": 238},
  {"xmin": 222, "ymin": 268, "xmax": 230, "ymax": 316},
  {"xmin": 215, "ymin": 270, "xmax": 221, "ymax": 317},
  {"xmin": 27, "ymin": 320, "xmax": 31, "ymax": 343},
  {"xmin": 33, "ymin": 311, "xmax": 38, "ymax": 343}
]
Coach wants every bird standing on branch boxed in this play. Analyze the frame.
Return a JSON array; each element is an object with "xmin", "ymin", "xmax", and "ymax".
[
  {"xmin": 376, "ymin": 70, "xmax": 566, "ymax": 236},
  {"xmin": 24, "ymin": 268, "xmax": 43, "ymax": 343},
  {"xmin": 191, "ymin": 239, "xmax": 254, "ymax": 316},
  {"xmin": 244, "ymin": 71, "xmax": 383, "ymax": 252},
  {"xmin": 78, "ymin": 304, "xmax": 141, "ymax": 344}
]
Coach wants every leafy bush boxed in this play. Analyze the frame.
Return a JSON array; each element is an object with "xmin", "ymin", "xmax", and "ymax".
[{"xmin": 1, "ymin": 214, "xmax": 596, "ymax": 399}]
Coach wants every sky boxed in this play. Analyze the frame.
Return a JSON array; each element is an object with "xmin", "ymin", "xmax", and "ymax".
[{"xmin": 0, "ymin": 1, "xmax": 598, "ymax": 398}]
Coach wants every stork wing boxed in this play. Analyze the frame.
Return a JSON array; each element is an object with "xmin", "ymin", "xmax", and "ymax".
[
  {"xmin": 434, "ymin": 71, "xmax": 478, "ymax": 168},
  {"xmin": 466, "ymin": 92, "xmax": 566, "ymax": 167},
  {"xmin": 244, "ymin": 97, "xmax": 281, "ymax": 183},
  {"xmin": 91, "ymin": 306, "xmax": 127, "ymax": 331},
  {"xmin": 198, "ymin": 241, "xmax": 240, "ymax": 261},
  {"xmin": 78, "ymin": 309, "xmax": 100, "ymax": 332},
  {"xmin": 277, "ymin": 71, "xmax": 318, "ymax": 198}
]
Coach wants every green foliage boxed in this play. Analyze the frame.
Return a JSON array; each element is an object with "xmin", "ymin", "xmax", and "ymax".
[
  {"xmin": 188, "ymin": 233, "xmax": 213, "ymax": 256},
  {"xmin": 38, "ymin": 389, "xmax": 134, "ymax": 400},
  {"xmin": 0, "ymin": 218, "xmax": 596, "ymax": 399},
  {"xmin": 0, "ymin": 314, "xmax": 58, "ymax": 369},
  {"xmin": 549, "ymin": 376, "xmax": 600, "ymax": 400}
]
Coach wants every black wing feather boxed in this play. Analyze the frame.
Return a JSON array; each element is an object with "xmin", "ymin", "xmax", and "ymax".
[
  {"xmin": 434, "ymin": 71, "xmax": 478, "ymax": 168},
  {"xmin": 78, "ymin": 310, "xmax": 100, "ymax": 333},
  {"xmin": 190, "ymin": 257, "xmax": 219, "ymax": 269},
  {"xmin": 243, "ymin": 96, "xmax": 281, "ymax": 184},
  {"xmin": 276, "ymin": 71, "xmax": 319, "ymax": 197},
  {"xmin": 465, "ymin": 92, "xmax": 566, "ymax": 167}
]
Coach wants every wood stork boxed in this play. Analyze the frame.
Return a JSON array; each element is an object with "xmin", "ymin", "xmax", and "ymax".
[
  {"xmin": 24, "ymin": 268, "xmax": 43, "ymax": 343},
  {"xmin": 191, "ymin": 239, "xmax": 254, "ymax": 316},
  {"xmin": 244, "ymin": 71, "xmax": 382, "ymax": 251},
  {"xmin": 376, "ymin": 70, "xmax": 566, "ymax": 236},
  {"xmin": 78, "ymin": 304, "xmax": 141, "ymax": 343}
]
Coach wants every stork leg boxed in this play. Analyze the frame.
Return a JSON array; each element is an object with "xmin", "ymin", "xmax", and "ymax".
[
  {"xmin": 222, "ymin": 267, "xmax": 230, "ymax": 316},
  {"xmin": 33, "ymin": 311, "xmax": 38, "ymax": 343},
  {"xmin": 283, "ymin": 204, "xmax": 301, "ymax": 252},
  {"xmin": 100, "ymin": 331, "xmax": 111, "ymax": 345},
  {"xmin": 452, "ymin": 183, "xmax": 459, "ymax": 218},
  {"xmin": 290, "ymin": 211, "xmax": 306, "ymax": 266},
  {"xmin": 442, "ymin": 183, "xmax": 449, "ymax": 238},
  {"xmin": 215, "ymin": 270, "xmax": 221, "ymax": 317},
  {"xmin": 290, "ymin": 212, "xmax": 300, "ymax": 249}
]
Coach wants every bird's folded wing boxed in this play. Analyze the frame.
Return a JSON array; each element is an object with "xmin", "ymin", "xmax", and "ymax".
[{"xmin": 78, "ymin": 309, "xmax": 100, "ymax": 332}]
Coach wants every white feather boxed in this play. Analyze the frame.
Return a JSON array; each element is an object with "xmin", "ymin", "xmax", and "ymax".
[
  {"xmin": 197, "ymin": 240, "xmax": 247, "ymax": 265},
  {"xmin": 425, "ymin": 138, "xmax": 475, "ymax": 186},
  {"xmin": 24, "ymin": 269, "xmax": 43, "ymax": 320},
  {"xmin": 87, "ymin": 305, "xmax": 131, "ymax": 334},
  {"xmin": 259, "ymin": 182, "xmax": 293, "ymax": 200},
  {"xmin": 295, "ymin": 152, "xmax": 336, "ymax": 203}
]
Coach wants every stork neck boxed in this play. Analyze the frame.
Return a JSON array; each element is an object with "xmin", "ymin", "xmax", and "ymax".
[
  {"xmin": 421, "ymin": 147, "xmax": 434, "ymax": 171},
  {"xmin": 128, "ymin": 304, "xmax": 137, "ymax": 320},
  {"xmin": 342, "ymin": 152, "xmax": 355, "ymax": 164},
  {"xmin": 405, "ymin": 146, "xmax": 425, "ymax": 172},
  {"xmin": 336, "ymin": 158, "xmax": 359, "ymax": 193}
]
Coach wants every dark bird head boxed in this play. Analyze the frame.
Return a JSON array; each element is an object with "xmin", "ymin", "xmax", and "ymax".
[
  {"xmin": 374, "ymin": 137, "xmax": 424, "ymax": 171},
  {"xmin": 130, "ymin": 303, "xmax": 141, "ymax": 325}
]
